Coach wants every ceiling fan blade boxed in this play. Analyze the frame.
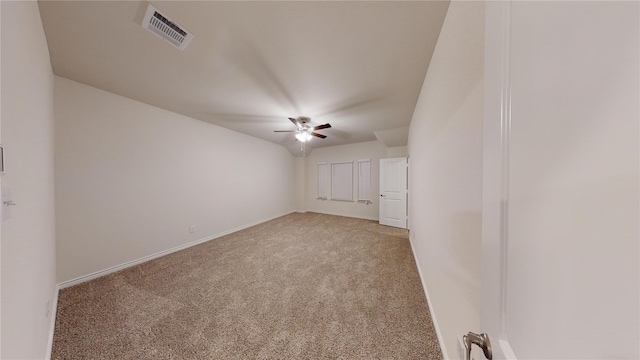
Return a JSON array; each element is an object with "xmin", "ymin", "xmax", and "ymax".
[
  {"xmin": 274, "ymin": 130, "xmax": 296, "ymax": 132},
  {"xmin": 313, "ymin": 123, "xmax": 332, "ymax": 130},
  {"xmin": 289, "ymin": 117, "xmax": 301, "ymax": 129},
  {"xmin": 311, "ymin": 132, "xmax": 327, "ymax": 139}
]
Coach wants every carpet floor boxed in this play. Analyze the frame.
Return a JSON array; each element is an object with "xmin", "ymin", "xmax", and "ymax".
[{"xmin": 52, "ymin": 212, "xmax": 442, "ymax": 359}]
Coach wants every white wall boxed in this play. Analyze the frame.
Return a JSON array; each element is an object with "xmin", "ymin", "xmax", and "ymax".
[
  {"xmin": 304, "ymin": 141, "xmax": 388, "ymax": 220},
  {"xmin": 499, "ymin": 2, "xmax": 639, "ymax": 358},
  {"xmin": 386, "ymin": 146, "xmax": 408, "ymax": 158},
  {"xmin": 407, "ymin": 2, "xmax": 485, "ymax": 358},
  {"xmin": 295, "ymin": 157, "xmax": 306, "ymax": 212},
  {"xmin": 1, "ymin": 2, "xmax": 58, "ymax": 358},
  {"xmin": 55, "ymin": 76, "xmax": 296, "ymax": 283}
]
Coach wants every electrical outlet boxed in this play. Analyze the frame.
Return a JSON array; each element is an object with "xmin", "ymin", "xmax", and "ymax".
[
  {"xmin": 189, "ymin": 226, "xmax": 195, "ymax": 233},
  {"xmin": 46, "ymin": 299, "xmax": 51, "ymax": 318}
]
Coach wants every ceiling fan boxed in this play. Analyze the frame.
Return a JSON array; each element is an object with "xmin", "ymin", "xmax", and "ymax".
[{"xmin": 274, "ymin": 117, "xmax": 331, "ymax": 143}]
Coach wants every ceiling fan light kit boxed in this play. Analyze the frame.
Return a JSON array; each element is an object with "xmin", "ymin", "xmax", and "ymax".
[
  {"xmin": 295, "ymin": 132, "xmax": 313, "ymax": 142},
  {"xmin": 274, "ymin": 117, "xmax": 332, "ymax": 149}
]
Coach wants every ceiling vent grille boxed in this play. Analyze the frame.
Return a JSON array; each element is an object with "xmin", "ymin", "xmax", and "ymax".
[{"xmin": 141, "ymin": 4, "xmax": 193, "ymax": 51}]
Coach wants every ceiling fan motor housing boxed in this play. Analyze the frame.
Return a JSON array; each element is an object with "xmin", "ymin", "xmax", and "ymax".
[{"xmin": 297, "ymin": 116, "xmax": 311, "ymax": 125}]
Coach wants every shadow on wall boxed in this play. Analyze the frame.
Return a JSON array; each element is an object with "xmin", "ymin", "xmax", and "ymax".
[{"xmin": 420, "ymin": 80, "xmax": 484, "ymax": 153}]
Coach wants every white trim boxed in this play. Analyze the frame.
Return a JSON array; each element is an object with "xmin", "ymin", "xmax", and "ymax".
[
  {"xmin": 58, "ymin": 210, "xmax": 295, "ymax": 289},
  {"xmin": 500, "ymin": 339, "xmax": 517, "ymax": 360},
  {"xmin": 482, "ymin": 0, "xmax": 513, "ymax": 341},
  {"xmin": 45, "ymin": 285, "xmax": 60, "ymax": 360},
  {"xmin": 498, "ymin": 0, "xmax": 513, "ymax": 335},
  {"xmin": 408, "ymin": 231, "xmax": 448, "ymax": 359},
  {"xmin": 307, "ymin": 209, "xmax": 377, "ymax": 222}
]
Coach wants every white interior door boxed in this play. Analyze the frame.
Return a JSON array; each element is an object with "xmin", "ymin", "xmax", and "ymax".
[
  {"xmin": 379, "ymin": 157, "xmax": 407, "ymax": 228},
  {"xmin": 478, "ymin": 2, "xmax": 639, "ymax": 360}
]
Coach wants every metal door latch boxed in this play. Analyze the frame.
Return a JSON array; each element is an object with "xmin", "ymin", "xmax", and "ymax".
[{"xmin": 463, "ymin": 332, "xmax": 492, "ymax": 360}]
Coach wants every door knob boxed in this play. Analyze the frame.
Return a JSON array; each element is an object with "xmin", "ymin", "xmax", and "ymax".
[
  {"xmin": 380, "ymin": 194, "xmax": 385, "ymax": 197},
  {"xmin": 463, "ymin": 332, "xmax": 492, "ymax": 360}
]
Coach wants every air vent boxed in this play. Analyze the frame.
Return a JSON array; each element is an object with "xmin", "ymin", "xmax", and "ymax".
[{"xmin": 141, "ymin": 4, "xmax": 193, "ymax": 51}]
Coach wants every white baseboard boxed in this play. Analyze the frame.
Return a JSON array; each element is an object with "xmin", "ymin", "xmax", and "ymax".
[
  {"xmin": 58, "ymin": 211, "xmax": 294, "ymax": 289},
  {"xmin": 408, "ymin": 231, "xmax": 449, "ymax": 360},
  {"xmin": 45, "ymin": 284, "xmax": 60, "ymax": 360}
]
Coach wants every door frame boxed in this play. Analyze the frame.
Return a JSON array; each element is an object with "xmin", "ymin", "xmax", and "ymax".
[
  {"xmin": 379, "ymin": 157, "xmax": 408, "ymax": 229},
  {"xmin": 481, "ymin": 1, "xmax": 516, "ymax": 358}
]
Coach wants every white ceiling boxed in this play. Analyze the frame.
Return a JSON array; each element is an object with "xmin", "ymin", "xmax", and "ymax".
[{"xmin": 38, "ymin": 1, "xmax": 449, "ymax": 156}]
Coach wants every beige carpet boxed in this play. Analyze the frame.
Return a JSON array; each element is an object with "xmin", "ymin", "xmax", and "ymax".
[{"xmin": 53, "ymin": 212, "xmax": 442, "ymax": 359}]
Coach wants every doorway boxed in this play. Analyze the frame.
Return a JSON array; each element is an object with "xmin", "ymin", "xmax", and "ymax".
[{"xmin": 379, "ymin": 157, "xmax": 408, "ymax": 229}]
